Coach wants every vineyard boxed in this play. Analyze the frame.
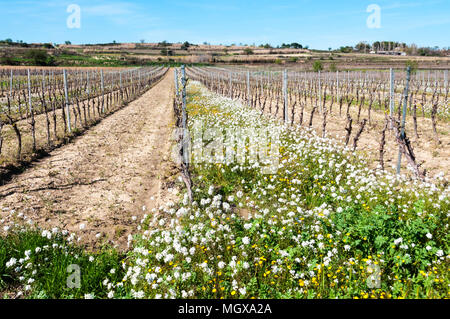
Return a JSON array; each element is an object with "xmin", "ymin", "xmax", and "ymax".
[
  {"xmin": 188, "ymin": 67, "xmax": 449, "ymax": 180},
  {"xmin": 0, "ymin": 66, "xmax": 448, "ymax": 300},
  {"xmin": 0, "ymin": 66, "xmax": 168, "ymax": 176},
  {"xmin": 2, "ymin": 0, "xmax": 450, "ymax": 308}
]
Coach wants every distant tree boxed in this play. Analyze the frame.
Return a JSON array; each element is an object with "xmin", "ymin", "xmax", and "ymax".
[
  {"xmin": 262, "ymin": 43, "xmax": 272, "ymax": 49},
  {"xmin": 339, "ymin": 46, "xmax": 353, "ymax": 53},
  {"xmin": 244, "ymin": 48, "xmax": 254, "ymax": 55},
  {"xmin": 43, "ymin": 43, "xmax": 54, "ymax": 49},
  {"xmin": 415, "ymin": 47, "xmax": 442, "ymax": 57},
  {"xmin": 25, "ymin": 49, "xmax": 54, "ymax": 66},
  {"xmin": 328, "ymin": 47, "xmax": 332, "ymax": 51},
  {"xmin": 181, "ymin": 41, "xmax": 190, "ymax": 50},
  {"xmin": 417, "ymin": 48, "xmax": 428, "ymax": 56},
  {"xmin": 372, "ymin": 41, "xmax": 380, "ymax": 51},
  {"xmin": 313, "ymin": 60, "xmax": 323, "ymax": 72},
  {"xmin": 5, "ymin": 38, "xmax": 13, "ymax": 44},
  {"xmin": 140, "ymin": 39, "xmax": 145, "ymax": 44},
  {"xmin": 65, "ymin": 41, "xmax": 72, "ymax": 45},
  {"xmin": 18, "ymin": 40, "xmax": 29, "ymax": 47},
  {"xmin": 160, "ymin": 48, "xmax": 174, "ymax": 56},
  {"xmin": 0, "ymin": 55, "xmax": 19, "ymax": 65},
  {"xmin": 409, "ymin": 43, "xmax": 418, "ymax": 55},
  {"xmin": 355, "ymin": 42, "xmax": 370, "ymax": 52},
  {"xmin": 290, "ymin": 42, "xmax": 303, "ymax": 49}
]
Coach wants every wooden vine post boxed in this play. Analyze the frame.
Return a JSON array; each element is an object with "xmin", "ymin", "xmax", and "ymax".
[
  {"xmin": 283, "ymin": 69, "xmax": 288, "ymax": 124},
  {"xmin": 318, "ymin": 70, "xmax": 322, "ymax": 113},
  {"xmin": 247, "ymin": 71, "xmax": 250, "ymax": 105},
  {"xmin": 9, "ymin": 69, "xmax": 13, "ymax": 96},
  {"xmin": 181, "ymin": 65, "xmax": 188, "ymax": 160},
  {"xmin": 445, "ymin": 70, "xmax": 448, "ymax": 92},
  {"xmin": 396, "ymin": 66, "xmax": 411, "ymax": 175},
  {"xmin": 389, "ymin": 68, "xmax": 395, "ymax": 128},
  {"xmin": 180, "ymin": 65, "xmax": 193, "ymax": 203},
  {"xmin": 336, "ymin": 70, "xmax": 339, "ymax": 106},
  {"xmin": 174, "ymin": 68, "xmax": 179, "ymax": 97},
  {"xmin": 101, "ymin": 70, "xmax": 105, "ymax": 113},
  {"xmin": 27, "ymin": 69, "xmax": 36, "ymax": 152},
  {"xmin": 229, "ymin": 71, "xmax": 232, "ymax": 99},
  {"xmin": 63, "ymin": 69, "xmax": 71, "ymax": 133}
]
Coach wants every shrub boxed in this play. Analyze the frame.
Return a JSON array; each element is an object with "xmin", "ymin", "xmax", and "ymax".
[
  {"xmin": 329, "ymin": 63, "xmax": 337, "ymax": 72},
  {"xmin": 244, "ymin": 48, "xmax": 254, "ymax": 55},
  {"xmin": 405, "ymin": 60, "xmax": 419, "ymax": 74},
  {"xmin": 313, "ymin": 60, "xmax": 323, "ymax": 72},
  {"xmin": 0, "ymin": 55, "xmax": 19, "ymax": 66},
  {"xmin": 181, "ymin": 41, "xmax": 190, "ymax": 50},
  {"xmin": 160, "ymin": 49, "xmax": 174, "ymax": 56},
  {"xmin": 25, "ymin": 49, "xmax": 55, "ymax": 66}
]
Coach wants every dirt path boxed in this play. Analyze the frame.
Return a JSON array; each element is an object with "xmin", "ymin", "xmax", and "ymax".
[{"xmin": 0, "ymin": 71, "xmax": 179, "ymax": 249}]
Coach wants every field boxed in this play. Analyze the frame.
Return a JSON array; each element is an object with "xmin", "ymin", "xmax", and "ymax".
[
  {"xmin": 0, "ymin": 66, "xmax": 167, "ymax": 178},
  {"xmin": 2, "ymin": 42, "xmax": 450, "ymax": 70},
  {"xmin": 188, "ymin": 67, "xmax": 449, "ymax": 180},
  {"xmin": 0, "ymin": 64, "xmax": 448, "ymax": 299},
  {"xmin": 3, "ymin": 0, "xmax": 450, "ymax": 309}
]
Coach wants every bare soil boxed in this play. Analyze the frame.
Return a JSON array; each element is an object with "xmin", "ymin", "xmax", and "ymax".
[{"xmin": 0, "ymin": 71, "xmax": 179, "ymax": 250}]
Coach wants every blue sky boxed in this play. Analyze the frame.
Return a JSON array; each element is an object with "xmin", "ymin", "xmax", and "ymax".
[{"xmin": 0, "ymin": 0, "xmax": 449, "ymax": 50}]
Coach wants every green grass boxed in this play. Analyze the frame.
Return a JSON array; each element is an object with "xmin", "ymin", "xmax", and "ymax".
[
  {"xmin": 0, "ymin": 228, "xmax": 124, "ymax": 299},
  {"xmin": 0, "ymin": 54, "xmax": 213, "ymax": 68}
]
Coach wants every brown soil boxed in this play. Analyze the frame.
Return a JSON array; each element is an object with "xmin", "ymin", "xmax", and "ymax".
[
  {"xmin": 0, "ymin": 71, "xmax": 179, "ymax": 250},
  {"xmin": 0, "ymin": 86, "xmax": 143, "ymax": 170}
]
